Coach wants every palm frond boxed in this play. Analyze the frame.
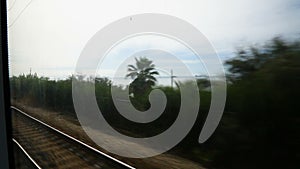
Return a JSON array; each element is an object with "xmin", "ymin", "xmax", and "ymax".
[
  {"xmin": 143, "ymin": 67, "xmax": 154, "ymax": 72},
  {"xmin": 126, "ymin": 57, "xmax": 159, "ymax": 84},
  {"xmin": 128, "ymin": 64, "xmax": 137, "ymax": 71},
  {"xmin": 145, "ymin": 75, "xmax": 157, "ymax": 81},
  {"xmin": 149, "ymin": 71, "xmax": 159, "ymax": 75},
  {"xmin": 126, "ymin": 72, "xmax": 138, "ymax": 79}
]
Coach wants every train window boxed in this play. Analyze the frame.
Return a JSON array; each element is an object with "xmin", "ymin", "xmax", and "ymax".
[{"xmin": 5, "ymin": 0, "xmax": 300, "ymax": 169}]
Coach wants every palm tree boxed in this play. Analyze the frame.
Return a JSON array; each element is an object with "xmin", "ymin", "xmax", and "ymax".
[{"xmin": 126, "ymin": 57, "xmax": 159, "ymax": 97}]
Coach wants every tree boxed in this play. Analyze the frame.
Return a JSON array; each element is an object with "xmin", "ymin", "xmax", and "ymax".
[
  {"xmin": 125, "ymin": 57, "xmax": 159, "ymax": 110},
  {"xmin": 225, "ymin": 37, "xmax": 295, "ymax": 81},
  {"xmin": 216, "ymin": 37, "xmax": 300, "ymax": 169},
  {"xmin": 126, "ymin": 57, "xmax": 159, "ymax": 97}
]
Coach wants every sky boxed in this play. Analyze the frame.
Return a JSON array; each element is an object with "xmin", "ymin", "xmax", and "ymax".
[{"xmin": 7, "ymin": 0, "xmax": 300, "ymax": 85}]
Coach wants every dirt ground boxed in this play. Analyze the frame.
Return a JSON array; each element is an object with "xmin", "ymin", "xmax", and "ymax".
[{"xmin": 12, "ymin": 102, "xmax": 206, "ymax": 169}]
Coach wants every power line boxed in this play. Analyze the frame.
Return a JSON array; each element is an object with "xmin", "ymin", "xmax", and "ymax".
[{"xmin": 8, "ymin": 0, "xmax": 33, "ymax": 28}]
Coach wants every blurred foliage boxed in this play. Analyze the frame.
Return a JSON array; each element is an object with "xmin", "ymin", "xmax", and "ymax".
[
  {"xmin": 214, "ymin": 37, "xmax": 300, "ymax": 169},
  {"xmin": 10, "ymin": 74, "xmax": 75, "ymax": 116},
  {"xmin": 10, "ymin": 37, "xmax": 300, "ymax": 169}
]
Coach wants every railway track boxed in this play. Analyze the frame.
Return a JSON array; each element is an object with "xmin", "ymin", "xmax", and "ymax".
[
  {"xmin": 13, "ymin": 138, "xmax": 42, "ymax": 169},
  {"xmin": 11, "ymin": 106, "xmax": 135, "ymax": 169}
]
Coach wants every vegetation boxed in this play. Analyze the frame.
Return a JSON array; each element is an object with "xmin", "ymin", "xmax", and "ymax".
[
  {"xmin": 10, "ymin": 37, "xmax": 300, "ymax": 169},
  {"xmin": 126, "ymin": 57, "xmax": 159, "ymax": 110},
  {"xmin": 214, "ymin": 37, "xmax": 300, "ymax": 169}
]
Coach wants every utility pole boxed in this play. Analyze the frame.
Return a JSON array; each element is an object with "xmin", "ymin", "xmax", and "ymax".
[
  {"xmin": 171, "ymin": 69, "xmax": 173, "ymax": 88},
  {"xmin": 171, "ymin": 69, "xmax": 176, "ymax": 88}
]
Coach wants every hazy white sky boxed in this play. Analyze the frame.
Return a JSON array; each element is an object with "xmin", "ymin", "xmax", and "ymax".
[{"xmin": 7, "ymin": 0, "xmax": 300, "ymax": 81}]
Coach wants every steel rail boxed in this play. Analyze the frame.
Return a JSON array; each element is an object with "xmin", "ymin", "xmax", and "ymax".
[
  {"xmin": 13, "ymin": 138, "xmax": 42, "ymax": 169},
  {"xmin": 11, "ymin": 106, "xmax": 135, "ymax": 169}
]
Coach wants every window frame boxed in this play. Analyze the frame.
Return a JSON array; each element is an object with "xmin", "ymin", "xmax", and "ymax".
[{"xmin": 0, "ymin": 0, "xmax": 14, "ymax": 168}]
